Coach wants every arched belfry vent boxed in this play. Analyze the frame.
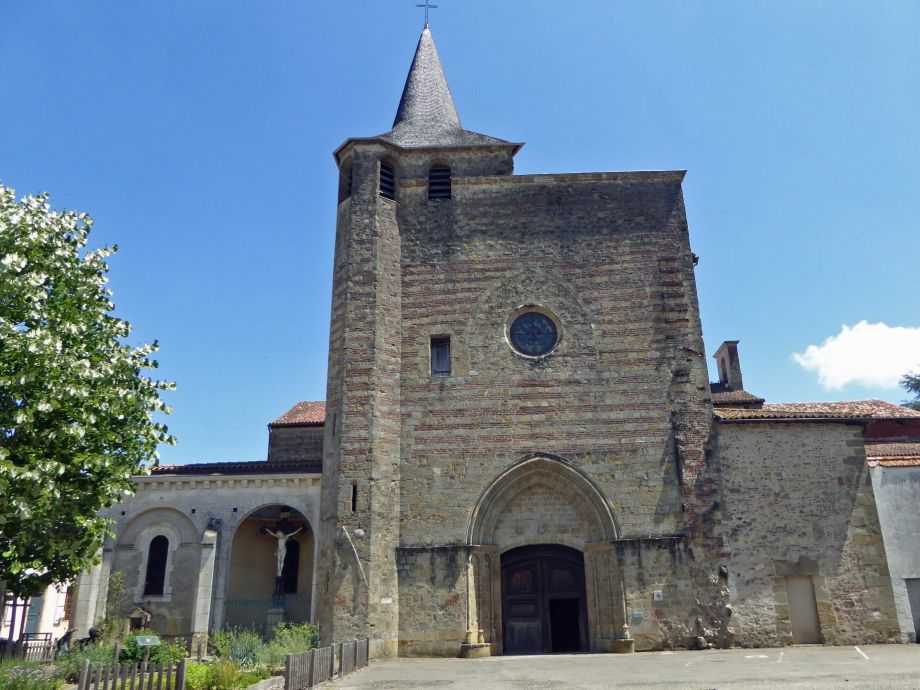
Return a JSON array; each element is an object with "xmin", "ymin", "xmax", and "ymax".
[
  {"xmin": 379, "ymin": 161, "xmax": 396, "ymax": 200},
  {"xmin": 428, "ymin": 165, "xmax": 451, "ymax": 199}
]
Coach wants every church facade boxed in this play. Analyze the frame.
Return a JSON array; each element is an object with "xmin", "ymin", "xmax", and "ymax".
[{"xmin": 68, "ymin": 27, "xmax": 920, "ymax": 657}]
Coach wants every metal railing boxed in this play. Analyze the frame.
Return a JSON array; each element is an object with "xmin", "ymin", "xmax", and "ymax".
[
  {"xmin": 222, "ymin": 597, "xmax": 311, "ymax": 637},
  {"xmin": 0, "ymin": 639, "xmax": 56, "ymax": 662},
  {"xmin": 284, "ymin": 639, "xmax": 369, "ymax": 690}
]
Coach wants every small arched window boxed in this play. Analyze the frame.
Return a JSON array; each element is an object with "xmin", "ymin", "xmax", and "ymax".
[
  {"xmin": 428, "ymin": 165, "xmax": 451, "ymax": 199},
  {"xmin": 338, "ymin": 165, "xmax": 353, "ymax": 203},
  {"xmin": 281, "ymin": 539, "xmax": 300, "ymax": 594},
  {"xmin": 379, "ymin": 161, "xmax": 396, "ymax": 201},
  {"xmin": 143, "ymin": 535, "xmax": 169, "ymax": 596}
]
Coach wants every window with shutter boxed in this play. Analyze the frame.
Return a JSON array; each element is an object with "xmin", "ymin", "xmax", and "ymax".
[{"xmin": 430, "ymin": 336, "xmax": 451, "ymax": 377}]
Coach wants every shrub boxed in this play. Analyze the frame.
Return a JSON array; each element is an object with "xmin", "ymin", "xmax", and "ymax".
[
  {"xmin": 0, "ymin": 660, "xmax": 65, "ymax": 690},
  {"xmin": 185, "ymin": 660, "xmax": 270, "ymax": 690},
  {"xmin": 207, "ymin": 660, "xmax": 241, "ymax": 690},
  {"xmin": 210, "ymin": 628, "xmax": 263, "ymax": 669},
  {"xmin": 119, "ymin": 636, "xmax": 189, "ymax": 664},
  {"xmin": 258, "ymin": 621, "xmax": 319, "ymax": 671},
  {"xmin": 55, "ymin": 644, "xmax": 117, "ymax": 682},
  {"xmin": 238, "ymin": 667, "xmax": 270, "ymax": 687},
  {"xmin": 271, "ymin": 622, "xmax": 318, "ymax": 652},
  {"xmin": 184, "ymin": 661, "xmax": 210, "ymax": 690}
]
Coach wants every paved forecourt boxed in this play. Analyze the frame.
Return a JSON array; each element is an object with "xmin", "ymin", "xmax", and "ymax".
[{"xmin": 334, "ymin": 645, "xmax": 920, "ymax": 689}]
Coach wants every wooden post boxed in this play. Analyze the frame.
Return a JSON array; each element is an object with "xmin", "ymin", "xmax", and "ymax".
[
  {"xmin": 176, "ymin": 658, "xmax": 186, "ymax": 690},
  {"xmin": 139, "ymin": 646, "xmax": 149, "ymax": 690},
  {"xmin": 17, "ymin": 596, "xmax": 29, "ymax": 644},
  {"xmin": 79, "ymin": 658, "xmax": 91, "ymax": 690},
  {"xmin": 6, "ymin": 598, "xmax": 17, "ymax": 651}
]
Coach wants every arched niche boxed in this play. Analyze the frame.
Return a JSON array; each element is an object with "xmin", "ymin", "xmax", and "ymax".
[
  {"xmin": 116, "ymin": 508, "xmax": 200, "ymax": 605},
  {"xmin": 224, "ymin": 504, "xmax": 314, "ymax": 634}
]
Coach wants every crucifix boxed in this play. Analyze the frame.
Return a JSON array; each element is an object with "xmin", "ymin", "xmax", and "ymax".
[
  {"xmin": 416, "ymin": 0, "xmax": 438, "ymax": 26},
  {"xmin": 261, "ymin": 525, "xmax": 303, "ymax": 578}
]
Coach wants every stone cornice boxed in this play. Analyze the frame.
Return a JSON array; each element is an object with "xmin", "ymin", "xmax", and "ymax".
[{"xmin": 132, "ymin": 473, "xmax": 321, "ymax": 492}]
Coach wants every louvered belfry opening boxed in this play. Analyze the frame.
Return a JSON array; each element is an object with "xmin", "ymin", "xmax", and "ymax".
[
  {"xmin": 428, "ymin": 165, "xmax": 451, "ymax": 199},
  {"xmin": 379, "ymin": 161, "xmax": 396, "ymax": 200}
]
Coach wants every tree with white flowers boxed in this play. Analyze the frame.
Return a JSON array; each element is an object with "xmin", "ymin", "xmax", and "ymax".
[{"xmin": 0, "ymin": 184, "xmax": 175, "ymax": 601}]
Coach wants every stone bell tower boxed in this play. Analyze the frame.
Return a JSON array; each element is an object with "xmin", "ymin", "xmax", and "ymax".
[
  {"xmin": 317, "ymin": 23, "xmax": 723, "ymax": 658},
  {"xmin": 314, "ymin": 26, "xmax": 521, "ymax": 657}
]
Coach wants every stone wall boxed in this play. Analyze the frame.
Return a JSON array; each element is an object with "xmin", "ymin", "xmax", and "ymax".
[
  {"xmin": 74, "ymin": 472, "xmax": 321, "ymax": 646},
  {"xmin": 716, "ymin": 421, "xmax": 899, "ymax": 646},
  {"xmin": 870, "ymin": 464, "xmax": 920, "ymax": 641},
  {"xmin": 267, "ymin": 425, "xmax": 324, "ymax": 465},
  {"xmin": 316, "ymin": 147, "xmax": 404, "ymax": 658},
  {"xmin": 314, "ymin": 138, "xmax": 729, "ymax": 655}
]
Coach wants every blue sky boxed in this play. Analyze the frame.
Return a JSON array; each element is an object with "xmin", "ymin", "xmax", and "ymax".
[{"xmin": 2, "ymin": 1, "xmax": 918, "ymax": 464}]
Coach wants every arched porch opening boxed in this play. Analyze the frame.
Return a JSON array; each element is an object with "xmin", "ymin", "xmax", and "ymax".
[
  {"xmin": 464, "ymin": 455, "xmax": 626, "ymax": 655},
  {"xmin": 225, "ymin": 505, "xmax": 313, "ymax": 635}
]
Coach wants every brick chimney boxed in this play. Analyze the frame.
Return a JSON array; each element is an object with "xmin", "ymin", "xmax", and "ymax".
[{"xmin": 714, "ymin": 340, "xmax": 744, "ymax": 391}]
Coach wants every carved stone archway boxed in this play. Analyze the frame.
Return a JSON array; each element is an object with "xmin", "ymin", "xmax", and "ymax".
[{"xmin": 463, "ymin": 455, "xmax": 626, "ymax": 655}]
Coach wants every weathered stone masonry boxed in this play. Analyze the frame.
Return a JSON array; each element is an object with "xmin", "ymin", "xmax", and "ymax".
[
  {"xmin": 315, "ymin": 26, "xmax": 727, "ymax": 657},
  {"xmin": 68, "ymin": 24, "xmax": 920, "ymax": 657}
]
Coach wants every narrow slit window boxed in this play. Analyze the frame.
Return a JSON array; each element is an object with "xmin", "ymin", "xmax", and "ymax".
[
  {"xmin": 431, "ymin": 336, "xmax": 451, "ymax": 377},
  {"xmin": 143, "ymin": 535, "xmax": 169, "ymax": 596},
  {"xmin": 351, "ymin": 483, "xmax": 358, "ymax": 513},
  {"xmin": 428, "ymin": 165, "xmax": 451, "ymax": 199},
  {"xmin": 379, "ymin": 161, "xmax": 396, "ymax": 200}
]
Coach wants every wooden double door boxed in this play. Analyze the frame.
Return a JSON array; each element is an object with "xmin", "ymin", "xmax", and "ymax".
[{"xmin": 501, "ymin": 544, "xmax": 588, "ymax": 654}]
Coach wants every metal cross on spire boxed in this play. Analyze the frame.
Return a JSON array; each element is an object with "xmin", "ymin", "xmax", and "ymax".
[{"xmin": 416, "ymin": 0, "xmax": 438, "ymax": 26}]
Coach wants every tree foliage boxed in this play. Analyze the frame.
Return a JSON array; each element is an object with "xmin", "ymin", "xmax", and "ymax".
[
  {"xmin": 903, "ymin": 372, "xmax": 920, "ymax": 411},
  {"xmin": 0, "ymin": 184, "xmax": 174, "ymax": 595}
]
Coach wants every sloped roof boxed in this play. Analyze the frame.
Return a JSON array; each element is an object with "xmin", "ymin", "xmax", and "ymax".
[
  {"xmin": 379, "ymin": 27, "xmax": 517, "ymax": 150},
  {"xmin": 714, "ymin": 400, "xmax": 920, "ymax": 421},
  {"xmin": 710, "ymin": 387, "xmax": 765, "ymax": 406},
  {"xmin": 336, "ymin": 27, "xmax": 521, "ymax": 157},
  {"xmin": 151, "ymin": 459, "xmax": 321, "ymax": 476},
  {"xmin": 270, "ymin": 401, "xmax": 326, "ymax": 427},
  {"xmin": 865, "ymin": 441, "xmax": 920, "ymax": 467}
]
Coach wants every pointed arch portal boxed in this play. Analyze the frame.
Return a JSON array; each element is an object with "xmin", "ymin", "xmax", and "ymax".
[{"xmin": 463, "ymin": 455, "xmax": 626, "ymax": 655}]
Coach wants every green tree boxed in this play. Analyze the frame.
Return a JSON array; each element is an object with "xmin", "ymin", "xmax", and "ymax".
[
  {"xmin": 903, "ymin": 372, "xmax": 920, "ymax": 411},
  {"xmin": 0, "ymin": 184, "xmax": 175, "ymax": 598}
]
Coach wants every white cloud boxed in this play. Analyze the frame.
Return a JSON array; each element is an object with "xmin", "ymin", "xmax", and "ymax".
[{"xmin": 793, "ymin": 321, "xmax": 920, "ymax": 390}]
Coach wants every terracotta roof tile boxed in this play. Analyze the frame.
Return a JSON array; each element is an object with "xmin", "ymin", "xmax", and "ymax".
[
  {"xmin": 871, "ymin": 457, "xmax": 920, "ymax": 467},
  {"xmin": 710, "ymin": 389, "xmax": 765, "ymax": 405},
  {"xmin": 715, "ymin": 400, "xmax": 920, "ymax": 421},
  {"xmin": 865, "ymin": 442, "xmax": 920, "ymax": 458},
  {"xmin": 270, "ymin": 401, "xmax": 326, "ymax": 427}
]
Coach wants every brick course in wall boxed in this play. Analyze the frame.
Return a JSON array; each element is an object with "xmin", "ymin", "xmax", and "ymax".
[{"xmin": 316, "ymin": 131, "xmax": 728, "ymax": 655}]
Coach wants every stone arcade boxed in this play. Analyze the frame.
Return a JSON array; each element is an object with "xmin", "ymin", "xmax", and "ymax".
[{"xmin": 67, "ymin": 27, "xmax": 920, "ymax": 657}]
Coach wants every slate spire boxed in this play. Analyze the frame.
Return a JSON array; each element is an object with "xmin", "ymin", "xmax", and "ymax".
[
  {"xmin": 391, "ymin": 26, "xmax": 461, "ymax": 132},
  {"xmin": 335, "ymin": 25, "xmax": 521, "ymax": 157}
]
